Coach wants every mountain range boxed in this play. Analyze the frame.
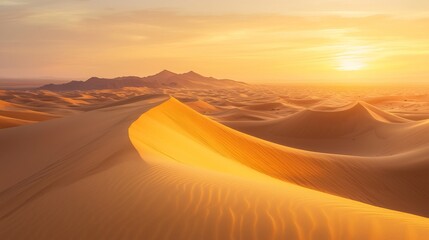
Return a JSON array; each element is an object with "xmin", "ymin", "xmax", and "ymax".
[{"xmin": 39, "ymin": 70, "xmax": 246, "ymax": 91}]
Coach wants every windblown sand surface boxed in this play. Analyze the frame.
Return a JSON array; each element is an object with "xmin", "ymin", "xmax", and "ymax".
[{"xmin": 1, "ymin": 85, "xmax": 429, "ymax": 239}]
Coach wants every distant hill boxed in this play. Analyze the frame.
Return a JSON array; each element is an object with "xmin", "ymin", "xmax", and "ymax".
[{"xmin": 39, "ymin": 70, "xmax": 247, "ymax": 91}]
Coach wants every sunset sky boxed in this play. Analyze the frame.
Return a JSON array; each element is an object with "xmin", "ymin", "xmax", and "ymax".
[{"xmin": 1, "ymin": 0, "xmax": 429, "ymax": 83}]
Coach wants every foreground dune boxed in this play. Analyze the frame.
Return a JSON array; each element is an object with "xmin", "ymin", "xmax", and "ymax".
[{"xmin": 1, "ymin": 96, "xmax": 429, "ymax": 239}]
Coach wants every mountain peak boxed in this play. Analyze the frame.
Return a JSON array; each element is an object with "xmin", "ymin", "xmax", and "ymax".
[
  {"xmin": 156, "ymin": 69, "xmax": 176, "ymax": 76},
  {"xmin": 182, "ymin": 71, "xmax": 205, "ymax": 78},
  {"xmin": 87, "ymin": 77, "xmax": 101, "ymax": 81}
]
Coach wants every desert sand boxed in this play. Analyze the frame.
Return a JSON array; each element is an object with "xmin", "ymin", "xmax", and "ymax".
[{"xmin": 1, "ymin": 79, "xmax": 429, "ymax": 239}]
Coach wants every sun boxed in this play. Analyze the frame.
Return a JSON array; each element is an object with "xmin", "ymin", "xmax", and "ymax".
[
  {"xmin": 337, "ymin": 57, "xmax": 366, "ymax": 71},
  {"xmin": 334, "ymin": 45, "xmax": 370, "ymax": 71}
]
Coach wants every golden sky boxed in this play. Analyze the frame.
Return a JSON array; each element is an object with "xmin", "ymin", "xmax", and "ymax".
[{"xmin": 1, "ymin": 0, "xmax": 429, "ymax": 83}]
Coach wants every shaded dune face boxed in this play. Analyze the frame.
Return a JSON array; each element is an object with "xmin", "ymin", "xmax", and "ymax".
[{"xmin": 130, "ymin": 98, "xmax": 429, "ymax": 218}]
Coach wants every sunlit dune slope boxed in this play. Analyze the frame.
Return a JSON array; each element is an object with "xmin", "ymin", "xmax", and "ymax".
[
  {"xmin": 130, "ymin": 98, "xmax": 429, "ymax": 217},
  {"xmin": 225, "ymin": 101, "xmax": 429, "ymax": 156}
]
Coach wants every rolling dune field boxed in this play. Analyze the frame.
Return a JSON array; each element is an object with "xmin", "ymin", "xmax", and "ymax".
[{"xmin": 1, "ymin": 84, "xmax": 429, "ymax": 239}]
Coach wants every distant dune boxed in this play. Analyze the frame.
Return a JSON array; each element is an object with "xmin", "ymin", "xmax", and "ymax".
[
  {"xmin": 0, "ymin": 99, "xmax": 57, "ymax": 129},
  {"xmin": 224, "ymin": 101, "xmax": 429, "ymax": 156},
  {"xmin": 185, "ymin": 99, "xmax": 221, "ymax": 113}
]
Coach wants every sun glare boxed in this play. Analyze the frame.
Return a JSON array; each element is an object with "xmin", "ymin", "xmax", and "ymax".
[
  {"xmin": 337, "ymin": 57, "xmax": 366, "ymax": 71},
  {"xmin": 335, "ymin": 45, "xmax": 370, "ymax": 71}
]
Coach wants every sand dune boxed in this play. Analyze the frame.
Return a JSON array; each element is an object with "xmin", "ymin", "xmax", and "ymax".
[
  {"xmin": 0, "ymin": 88, "xmax": 157, "ymax": 127},
  {"xmin": 225, "ymin": 102, "xmax": 429, "ymax": 156},
  {"xmin": 131, "ymin": 98, "xmax": 429, "ymax": 217},
  {"xmin": 185, "ymin": 99, "xmax": 221, "ymax": 113},
  {"xmin": 280, "ymin": 102, "xmax": 410, "ymax": 137},
  {"xmin": 241, "ymin": 102, "xmax": 286, "ymax": 111},
  {"xmin": 1, "ymin": 96, "xmax": 428, "ymax": 239},
  {"xmin": 0, "ymin": 115, "xmax": 34, "ymax": 128},
  {"xmin": 281, "ymin": 97, "xmax": 323, "ymax": 107},
  {"xmin": 211, "ymin": 109, "xmax": 277, "ymax": 121},
  {"xmin": 0, "ymin": 99, "xmax": 57, "ymax": 129},
  {"xmin": 362, "ymin": 95, "xmax": 429, "ymax": 120}
]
